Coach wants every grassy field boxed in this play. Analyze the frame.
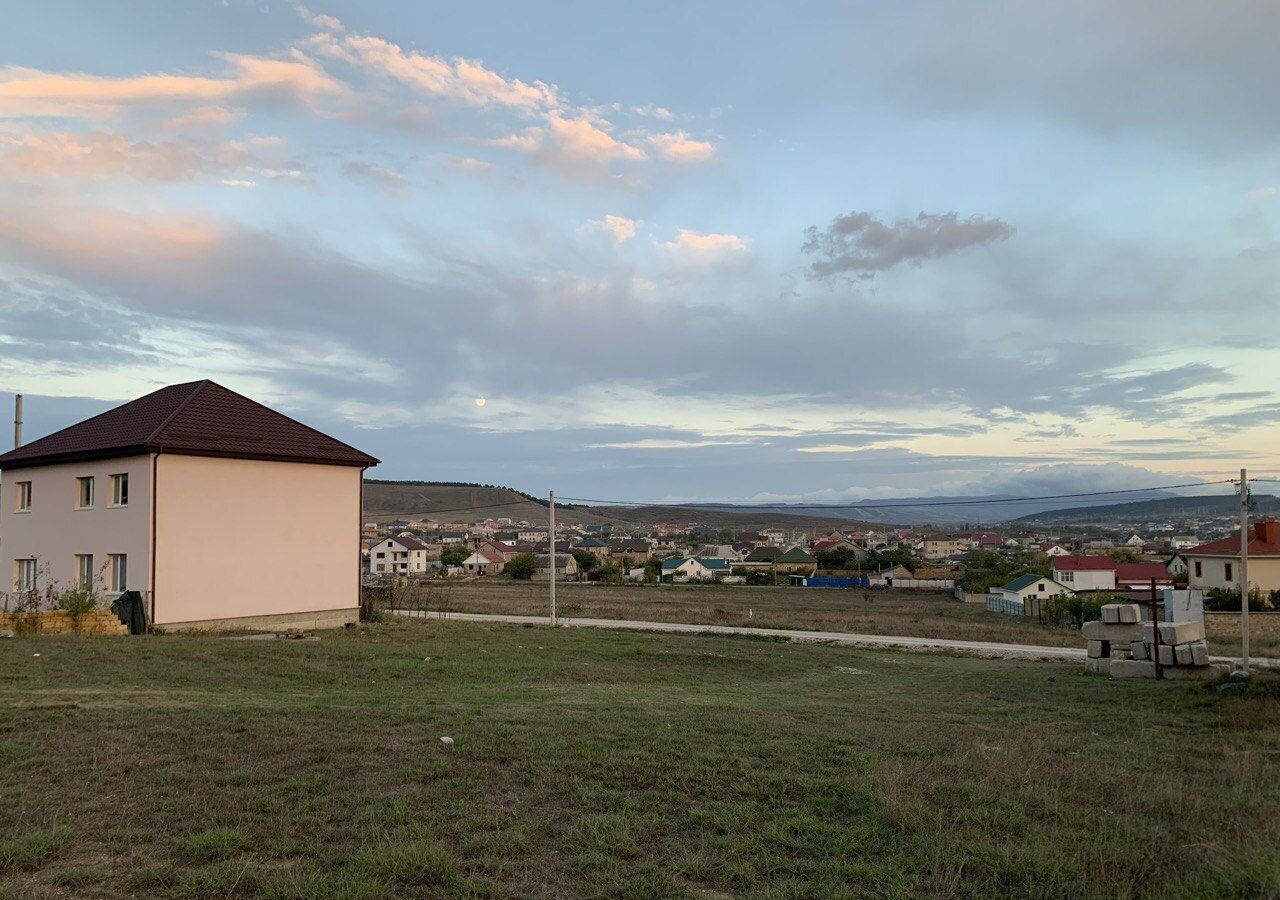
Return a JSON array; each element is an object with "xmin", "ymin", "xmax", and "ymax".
[
  {"xmin": 3, "ymin": 619, "xmax": 1279, "ymax": 898},
  {"xmin": 395, "ymin": 580, "xmax": 1277, "ymax": 657}
]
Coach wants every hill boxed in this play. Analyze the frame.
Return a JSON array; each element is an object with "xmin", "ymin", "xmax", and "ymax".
[
  {"xmin": 674, "ymin": 489, "xmax": 1177, "ymax": 526},
  {"xmin": 362, "ymin": 481, "xmax": 885, "ymax": 531},
  {"xmin": 1013, "ymin": 493, "xmax": 1279, "ymax": 526}
]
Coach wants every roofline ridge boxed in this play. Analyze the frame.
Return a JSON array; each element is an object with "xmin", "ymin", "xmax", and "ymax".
[
  {"xmin": 147, "ymin": 379, "xmax": 212, "ymax": 447},
  {"xmin": 185, "ymin": 380, "xmax": 378, "ymax": 464}
]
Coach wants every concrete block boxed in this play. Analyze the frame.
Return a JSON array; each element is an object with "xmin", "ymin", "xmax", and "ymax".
[
  {"xmin": 1087, "ymin": 639, "xmax": 1108, "ymax": 659},
  {"xmin": 1112, "ymin": 647, "xmax": 1132, "ymax": 660},
  {"xmin": 1110, "ymin": 659, "xmax": 1156, "ymax": 678},
  {"xmin": 1157, "ymin": 644, "xmax": 1176, "ymax": 666},
  {"xmin": 1130, "ymin": 641, "xmax": 1149, "ymax": 661},
  {"xmin": 1084, "ymin": 656, "xmax": 1111, "ymax": 675},
  {"xmin": 1141, "ymin": 620, "xmax": 1206, "ymax": 645},
  {"xmin": 1190, "ymin": 642, "xmax": 1210, "ymax": 666},
  {"xmin": 1175, "ymin": 644, "xmax": 1193, "ymax": 666},
  {"xmin": 1081, "ymin": 621, "xmax": 1142, "ymax": 642},
  {"xmin": 1106, "ymin": 603, "xmax": 1141, "ymax": 624},
  {"xmin": 1102, "ymin": 605, "xmax": 1120, "ymax": 624}
]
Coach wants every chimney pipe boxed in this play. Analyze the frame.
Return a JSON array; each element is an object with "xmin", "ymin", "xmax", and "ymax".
[{"xmin": 13, "ymin": 393, "xmax": 21, "ymax": 449}]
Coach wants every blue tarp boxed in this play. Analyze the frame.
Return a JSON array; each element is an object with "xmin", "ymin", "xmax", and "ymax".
[{"xmin": 804, "ymin": 576, "xmax": 870, "ymax": 588}]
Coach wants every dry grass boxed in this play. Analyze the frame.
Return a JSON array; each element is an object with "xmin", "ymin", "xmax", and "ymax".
[
  {"xmin": 3, "ymin": 619, "xmax": 1279, "ymax": 898},
  {"xmin": 402, "ymin": 580, "xmax": 1279, "ymax": 657}
]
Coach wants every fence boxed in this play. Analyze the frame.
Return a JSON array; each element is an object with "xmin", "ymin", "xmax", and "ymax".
[{"xmin": 985, "ymin": 593, "xmax": 1024, "ymax": 616}]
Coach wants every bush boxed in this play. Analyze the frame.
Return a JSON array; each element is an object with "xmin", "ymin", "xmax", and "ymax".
[
  {"xmin": 1042, "ymin": 593, "xmax": 1106, "ymax": 628},
  {"xmin": 1203, "ymin": 587, "xmax": 1272, "ymax": 612},
  {"xmin": 505, "ymin": 553, "xmax": 537, "ymax": 580}
]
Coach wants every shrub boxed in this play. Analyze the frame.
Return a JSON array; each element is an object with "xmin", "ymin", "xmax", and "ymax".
[
  {"xmin": 1043, "ymin": 593, "xmax": 1106, "ymax": 628},
  {"xmin": 505, "ymin": 553, "xmax": 537, "ymax": 580},
  {"xmin": 1203, "ymin": 587, "xmax": 1272, "ymax": 612}
]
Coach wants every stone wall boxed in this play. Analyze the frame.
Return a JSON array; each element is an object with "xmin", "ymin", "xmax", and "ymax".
[
  {"xmin": 1203, "ymin": 611, "xmax": 1280, "ymax": 640},
  {"xmin": 0, "ymin": 610, "xmax": 129, "ymax": 636}
]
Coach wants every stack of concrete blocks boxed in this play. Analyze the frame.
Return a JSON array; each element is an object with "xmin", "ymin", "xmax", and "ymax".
[
  {"xmin": 1082, "ymin": 603, "xmax": 1141, "ymax": 675},
  {"xmin": 1083, "ymin": 602, "xmax": 1222, "ymax": 679}
]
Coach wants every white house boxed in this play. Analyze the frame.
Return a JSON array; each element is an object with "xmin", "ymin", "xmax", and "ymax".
[
  {"xmin": 369, "ymin": 536, "xmax": 432, "ymax": 575},
  {"xmin": 997, "ymin": 573, "xmax": 1074, "ymax": 612},
  {"xmin": 1051, "ymin": 555, "xmax": 1117, "ymax": 591}
]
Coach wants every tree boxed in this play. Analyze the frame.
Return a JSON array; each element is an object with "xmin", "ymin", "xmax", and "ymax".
[
  {"xmin": 816, "ymin": 547, "xmax": 860, "ymax": 570},
  {"xmin": 571, "ymin": 549, "xmax": 601, "ymax": 573},
  {"xmin": 440, "ymin": 546, "xmax": 469, "ymax": 567},
  {"xmin": 505, "ymin": 553, "xmax": 537, "ymax": 580},
  {"xmin": 1110, "ymin": 548, "xmax": 1140, "ymax": 563}
]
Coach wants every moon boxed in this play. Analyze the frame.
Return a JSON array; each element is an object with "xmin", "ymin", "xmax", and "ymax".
[{"xmin": 474, "ymin": 397, "xmax": 487, "ymax": 407}]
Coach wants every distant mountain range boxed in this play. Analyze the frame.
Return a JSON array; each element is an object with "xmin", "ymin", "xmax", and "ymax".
[
  {"xmin": 1011, "ymin": 493, "xmax": 1278, "ymax": 526},
  {"xmin": 364, "ymin": 481, "xmax": 1243, "ymax": 528},
  {"xmin": 673, "ymin": 490, "xmax": 1183, "ymax": 526}
]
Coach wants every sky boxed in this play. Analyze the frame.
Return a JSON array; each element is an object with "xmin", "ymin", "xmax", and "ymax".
[{"xmin": 1, "ymin": 0, "xmax": 1278, "ymax": 503}]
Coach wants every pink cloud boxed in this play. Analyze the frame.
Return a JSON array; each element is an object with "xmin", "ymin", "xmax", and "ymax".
[
  {"xmin": 0, "ymin": 130, "xmax": 251, "ymax": 180},
  {"xmin": 647, "ymin": 131, "xmax": 717, "ymax": 163},
  {"xmin": 663, "ymin": 229, "xmax": 748, "ymax": 253}
]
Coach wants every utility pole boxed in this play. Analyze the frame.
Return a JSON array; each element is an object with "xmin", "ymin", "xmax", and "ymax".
[
  {"xmin": 1239, "ymin": 468, "xmax": 1250, "ymax": 671},
  {"xmin": 549, "ymin": 490, "xmax": 557, "ymax": 626}
]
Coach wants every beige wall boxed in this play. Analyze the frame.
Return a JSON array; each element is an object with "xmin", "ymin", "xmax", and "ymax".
[
  {"xmin": 0, "ymin": 454, "xmax": 152, "ymax": 602},
  {"xmin": 1187, "ymin": 555, "xmax": 1280, "ymax": 593},
  {"xmin": 153, "ymin": 455, "xmax": 361, "ymax": 625}
]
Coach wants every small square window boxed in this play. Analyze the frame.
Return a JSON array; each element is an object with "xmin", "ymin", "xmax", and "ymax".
[
  {"xmin": 15, "ymin": 481, "xmax": 32, "ymax": 512},
  {"xmin": 111, "ymin": 473, "xmax": 129, "ymax": 507},
  {"xmin": 76, "ymin": 476, "xmax": 95, "ymax": 509}
]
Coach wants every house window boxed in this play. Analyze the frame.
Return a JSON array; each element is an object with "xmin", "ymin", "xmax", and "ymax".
[
  {"xmin": 15, "ymin": 481, "xmax": 32, "ymax": 512},
  {"xmin": 109, "ymin": 554, "xmax": 128, "ymax": 593},
  {"xmin": 111, "ymin": 473, "xmax": 129, "ymax": 507},
  {"xmin": 75, "ymin": 554, "xmax": 94, "ymax": 588},
  {"xmin": 15, "ymin": 558, "xmax": 37, "ymax": 592},
  {"xmin": 76, "ymin": 476, "xmax": 95, "ymax": 509},
  {"xmin": 1224, "ymin": 562, "xmax": 1233, "ymax": 582},
  {"xmin": 1194, "ymin": 561, "xmax": 1202, "ymax": 578},
  {"xmin": 1038, "ymin": 584, "xmax": 1046, "ymax": 592}
]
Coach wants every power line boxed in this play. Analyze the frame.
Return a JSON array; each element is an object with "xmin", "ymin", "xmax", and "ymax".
[{"xmin": 557, "ymin": 479, "xmax": 1237, "ymax": 512}]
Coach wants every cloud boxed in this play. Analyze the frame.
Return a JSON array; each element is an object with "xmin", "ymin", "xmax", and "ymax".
[
  {"xmin": 343, "ymin": 160, "xmax": 408, "ymax": 193},
  {"xmin": 662, "ymin": 229, "xmax": 748, "ymax": 253},
  {"xmin": 0, "ymin": 52, "xmax": 346, "ymax": 118},
  {"xmin": 294, "ymin": 4, "xmax": 343, "ymax": 32},
  {"xmin": 309, "ymin": 32, "xmax": 558, "ymax": 112},
  {"xmin": 1245, "ymin": 186, "xmax": 1277, "ymax": 200},
  {"xmin": 803, "ymin": 210, "xmax": 1014, "ymax": 277},
  {"xmin": 439, "ymin": 155, "xmax": 495, "ymax": 175},
  {"xmin": 839, "ymin": 1, "xmax": 1280, "ymax": 156},
  {"xmin": 646, "ymin": 131, "xmax": 716, "ymax": 163},
  {"xmin": 580, "ymin": 214, "xmax": 639, "ymax": 244},
  {"xmin": 0, "ymin": 130, "xmax": 252, "ymax": 180}
]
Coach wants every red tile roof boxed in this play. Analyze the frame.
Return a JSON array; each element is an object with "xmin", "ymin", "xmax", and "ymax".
[
  {"xmin": 1051, "ymin": 555, "xmax": 1117, "ymax": 571},
  {"xmin": 1114, "ymin": 562, "xmax": 1172, "ymax": 583},
  {"xmin": 0, "ymin": 380, "xmax": 378, "ymax": 469},
  {"xmin": 1186, "ymin": 519, "xmax": 1280, "ymax": 558}
]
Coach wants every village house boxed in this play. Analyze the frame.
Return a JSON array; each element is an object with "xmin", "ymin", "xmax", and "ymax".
[
  {"xmin": 659, "ymin": 556, "xmax": 732, "ymax": 582},
  {"xmin": 0, "ymin": 381, "xmax": 378, "ymax": 630},
  {"xmin": 606, "ymin": 538, "xmax": 651, "ymax": 563},
  {"xmin": 922, "ymin": 534, "xmax": 968, "ymax": 559},
  {"xmin": 462, "ymin": 546, "xmax": 506, "ymax": 576},
  {"xmin": 996, "ymin": 572, "xmax": 1075, "ymax": 612},
  {"xmin": 774, "ymin": 547, "xmax": 818, "ymax": 576},
  {"xmin": 534, "ymin": 552, "xmax": 579, "ymax": 580},
  {"xmin": 1185, "ymin": 517, "xmax": 1280, "ymax": 593},
  {"xmin": 369, "ymin": 536, "xmax": 432, "ymax": 575},
  {"xmin": 1051, "ymin": 555, "xmax": 1118, "ymax": 591}
]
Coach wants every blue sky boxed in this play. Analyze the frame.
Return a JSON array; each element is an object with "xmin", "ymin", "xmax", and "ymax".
[{"xmin": 1, "ymin": 0, "xmax": 1277, "ymax": 501}]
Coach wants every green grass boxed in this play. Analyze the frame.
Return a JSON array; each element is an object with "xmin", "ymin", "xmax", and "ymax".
[{"xmin": 2, "ymin": 619, "xmax": 1279, "ymax": 898}]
